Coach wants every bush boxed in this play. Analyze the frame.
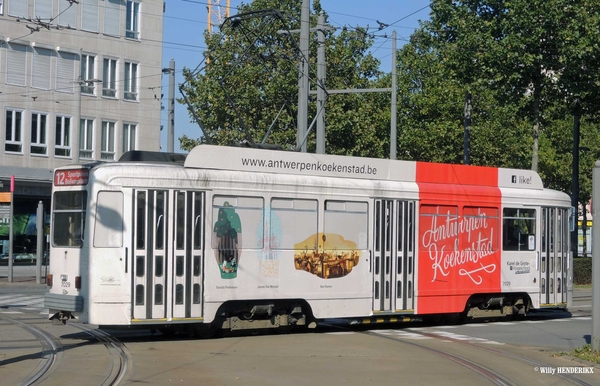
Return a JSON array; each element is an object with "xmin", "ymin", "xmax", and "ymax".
[{"xmin": 573, "ymin": 256, "xmax": 592, "ymax": 285}]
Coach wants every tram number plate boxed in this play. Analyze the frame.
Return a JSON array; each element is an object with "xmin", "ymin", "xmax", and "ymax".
[
  {"xmin": 502, "ymin": 281, "xmax": 511, "ymax": 287},
  {"xmin": 61, "ymin": 281, "xmax": 71, "ymax": 288}
]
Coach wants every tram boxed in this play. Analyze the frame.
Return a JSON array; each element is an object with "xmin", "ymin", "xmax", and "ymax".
[{"xmin": 44, "ymin": 145, "xmax": 573, "ymax": 335}]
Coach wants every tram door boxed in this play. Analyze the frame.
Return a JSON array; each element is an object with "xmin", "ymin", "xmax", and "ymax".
[
  {"xmin": 372, "ymin": 200, "xmax": 416, "ymax": 313},
  {"xmin": 540, "ymin": 207, "xmax": 569, "ymax": 306},
  {"xmin": 171, "ymin": 191, "xmax": 205, "ymax": 319},
  {"xmin": 132, "ymin": 190, "xmax": 205, "ymax": 321}
]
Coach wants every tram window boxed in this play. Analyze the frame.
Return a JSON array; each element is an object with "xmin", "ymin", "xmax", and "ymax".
[
  {"xmin": 541, "ymin": 209, "xmax": 547, "ymax": 253},
  {"xmin": 175, "ymin": 284, "xmax": 184, "ymax": 304},
  {"xmin": 176, "ymin": 255, "xmax": 184, "ymax": 277},
  {"xmin": 52, "ymin": 191, "xmax": 87, "ymax": 247},
  {"xmin": 155, "ymin": 256, "xmax": 164, "ymax": 277},
  {"xmin": 420, "ymin": 205, "xmax": 458, "ymax": 252},
  {"xmin": 155, "ymin": 192, "xmax": 165, "ymax": 250},
  {"xmin": 136, "ymin": 192, "xmax": 146, "ymax": 249},
  {"xmin": 397, "ymin": 202, "xmax": 403, "ymax": 252},
  {"xmin": 557, "ymin": 210, "xmax": 563, "ymax": 253},
  {"xmin": 375, "ymin": 201, "xmax": 381, "ymax": 252},
  {"xmin": 270, "ymin": 198, "xmax": 317, "ymax": 250},
  {"xmin": 502, "ymin": 208, "xmax": 536, "ymax": 251},
  {"xmin": 155, "ymin": 284, "xmax": 163, "ymax": 305},
  {"xmin": 193, "ymin": 192, "xmax": 204, "ymax": 250},
  {"xmin": 324, "ymin": 201, "xmax": 368, "ymax": 250},
  {"xmin": 94, "ymin": 191, "xmax": 123, "ymax": 248},
  {"xmin": 136, "ymin": 256, "xmax": 144, "ymax": 277},
  {"xmin": 212, "ymin": 196, "xmax": 264, "ymax": 250},
  {"xmin": 385, "ymin": 201, "xmax": 391, "ymax": 252},
  {"xmin": 408, "ymin": 202, "xmax": 415, "ymax": 253},
  {"xmin": 193, "ymin": 255, "xmax": 201, "ymax": 276},
  {"xmin": 135, "ymin": 284, "xmax": 144, "ymax": 305},
  {"xmin": 176, "ymin": 192, "xmax": 185, "ymax": 250},
  {"xmin": 462, "ymin": 207, "xmax": 498, "ymax": 251},
  {"xmin": 193, "ymin": 283, "xmax": 201, "ymax": 304}
]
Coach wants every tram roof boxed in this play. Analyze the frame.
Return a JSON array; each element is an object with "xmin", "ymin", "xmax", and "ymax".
[{"xmin": 184, "ymin": 145, "xmax": 545, "ymax": 190}]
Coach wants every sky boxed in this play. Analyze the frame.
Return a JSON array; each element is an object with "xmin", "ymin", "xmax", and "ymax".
[{"xmin": 160, "ymin": 0, "xmax": 433, "ymax": 152}]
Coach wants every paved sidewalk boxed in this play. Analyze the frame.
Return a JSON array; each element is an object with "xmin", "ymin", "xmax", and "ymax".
[{"xmin": 0, "ymin": 265, "xmax": 48, "ymax": 291}]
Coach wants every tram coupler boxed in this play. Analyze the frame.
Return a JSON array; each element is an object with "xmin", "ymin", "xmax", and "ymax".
[{"xmin": 49, "ymin": 311, "xmax": 75, "ymax": 325}]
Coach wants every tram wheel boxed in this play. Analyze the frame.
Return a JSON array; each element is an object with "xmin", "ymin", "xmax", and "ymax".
[
  {"xmin": 159, "ymin": 328, "xmax": 176, "ymax": 338},
  {"xmin": 194, "ymin": 322, "xmax": 220, "ymax": 339}
]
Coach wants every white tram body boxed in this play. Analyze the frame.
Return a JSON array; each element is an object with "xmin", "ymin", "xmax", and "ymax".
[{"xmin": 45, "ymin": 145, "xmax": 573, "ymax": 332}]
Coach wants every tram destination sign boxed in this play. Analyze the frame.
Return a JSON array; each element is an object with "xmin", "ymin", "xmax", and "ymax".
[{"xmin": 54, "ymin": 169, "xmax": 89, "ymax": 186}]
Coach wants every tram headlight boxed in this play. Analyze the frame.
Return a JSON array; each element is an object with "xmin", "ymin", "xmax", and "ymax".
[
  {"xmin": 75, "ymin": 276, "xmax": 81, "ymax": 289},
  {"xmin": 46, "ymin": 274, "xmax": 53, "ymax": 288}
]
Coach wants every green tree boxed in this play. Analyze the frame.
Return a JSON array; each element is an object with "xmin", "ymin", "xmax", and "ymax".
[
  {"xmin": 424, "ymin": 0, "xmax": 600, "ymax": 172},
  {"xmin": 179, "ymin": 0, "xmax": 390, "ymax": 156},
  {"xmin": 395, "ymin": 29, "xmax": 531, "ymax": 168}
]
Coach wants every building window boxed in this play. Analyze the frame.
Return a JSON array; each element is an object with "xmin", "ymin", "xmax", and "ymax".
[
  {"xmin": 8, "ymin": 0, "xmax": 28, "ymax": 18},
  {"xmin": 31, "ymin": 112, "xmax": 48, "ymax": 155},
  {"xmin": 123, "ymin": 123, "xmax": 136, "ymax": 152},
  {"xmin": 6, "ymin": 43, "xmax": 27, "ymax": 86},
  {"xmin": 32, "ymin": 47, "xmax": 52, "ymax": 90},
  {"xmin": 34, "ymin": 0, "xmax": 53, "ymax": 21},
  {"xmin": 80, "ymin": 118, "xmax": 94, "ymax": 159},
  {"xmin": 102, "ymin": 58, "xmax": 117, "ymax": 98},
  {"xmin": 81, "ymin": 54, "xmax": 96, "ymax": 95},
  {"xmin": 124, "ymin": 61, "xmax": 138, "ymax": 101},
  {"xmin": 82, "ymin": 0, "xmax": 99, "ymax": 33},
  {"xmin": 58, "ymin": 0, "xmax": 76, "ymax": 28},
  {"xmin": 101, "ymin": 121, "xmax": 115, "ymax": 160},
  {"xmin": 126, "ymin": 0, "xmax": 140, "ymax": 39},
  {"xmin": 56, "ymin": 51, "xmax": 76, "ymax": 93},
  {"xmin": 55, "ymin": 115, "xmax": 72, "ymax": 157},
  {"xmin": 105, "ymin": 0, "xmax": 121, "ymax": 36},
  {"xmin": 0, "ymin": 0, "xmax": 4, "ymax": 15},
  {"xmin": 5, "ymin": 108, "xmax": 23, "ymax": 153}
]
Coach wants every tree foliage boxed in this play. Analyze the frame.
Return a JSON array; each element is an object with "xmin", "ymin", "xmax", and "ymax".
[
  {"xmin": 179, "ymin": 0, "xmax": 600, "ymax": 199},
  {"xmin": 423, "ymin": 0, "xmax": 600, "ymax": 172},
  {"xmin": 179, "ymin": 0, "xmax": 390, "ymax": 156}
]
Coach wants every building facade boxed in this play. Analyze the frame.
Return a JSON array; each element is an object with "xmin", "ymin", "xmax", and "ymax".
[{"xmin": 0, "ymin": 0, "xmax": 164, "ymax": 257}]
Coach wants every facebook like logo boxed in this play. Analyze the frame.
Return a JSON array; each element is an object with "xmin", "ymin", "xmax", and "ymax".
[{"xmin": 511, "ymin": 175, "xmax": 517, "ymax": 183}]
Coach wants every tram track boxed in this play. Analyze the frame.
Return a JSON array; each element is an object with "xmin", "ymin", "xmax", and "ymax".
[
  {"xmin": 0, "ymin": 315, "xmax": 64, "ymax": 386},
  {"xmin": 68, "ymin": 323, "xmax": 133, "ymax": 386},
  {"xmin": 362, "ymin": 324, "xmax": 596, "ymax": 386},
  {"xmin": 417, "ymin": 328, "xmax": 595, "ymax": 386},
  {"xmin": 0, "ymin": 314, "xmax": 132, "ymax": 386},
  {"xmin": 315, "ymin": 312, "xmax": 598, "ymax": 386},
  {"xmin": 363, "ymin": 328, "xmax": 515, "ymax": 386}
]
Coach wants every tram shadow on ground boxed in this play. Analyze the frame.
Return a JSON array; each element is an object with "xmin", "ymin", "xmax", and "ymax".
[{"xmin": 57, "ymin": 307, "xmax": 574, "ymax": 343}]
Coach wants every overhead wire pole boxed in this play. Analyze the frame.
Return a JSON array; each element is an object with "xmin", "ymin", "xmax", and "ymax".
[
  {"xmin": 297, "ymin": 0, "xmax": 310, "ymax": 153},
  {"xmin": 390, "ymin": 30, "xmax": 397, "ymax": 160},
  {"xmin": 309, "ymin": 31, "xmax": 397, "ymax": 159},
  {"xmin": 166, "ymin": 59, "xmax": 175, "ymax": 153},
  {"xmin": 593, "ymin": 161, "xmax": 600, "ymax": 351},
  {"xmin": 316, "ymin": 11, "xmax": 326, "ymax": 154}
]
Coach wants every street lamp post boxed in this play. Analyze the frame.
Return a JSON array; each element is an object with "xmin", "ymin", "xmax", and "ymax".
[{"xmin": 571, "ymin": 108, "xmax": 581, "ymax": 259}]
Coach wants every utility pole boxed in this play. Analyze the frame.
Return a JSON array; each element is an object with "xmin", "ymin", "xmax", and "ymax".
[
  {"xmin": 8, "ymin": 175, "xmax": 14, "ymax": 283},
  {"xmin": 316, "ymin": 11, "xmax": 326, "ymax": 154},
  {"xmin": 390, "ymin": 30, "xmax": 397, "ymax": 160},
  {"xmin": 167, "ymin": 59, "xmax": 175, "ymax": 153},
  {"xmin": 464, "ymin": 91, "xmax": 472, "ymax": 165},
  {"xmin": 571, "ymin": 106, "xmax": 581, "ymax": 260},
  {"xmin": 592, "ymin": 160, "xmax": 600, "ymax": 350},
  {"xmin": 290, "ymin": 7, "xmax": 398, "ymax": 157},
  {"xmin": 36, "ymin": 201, "xmax": 43, "ymax": 284},
  {"xmin": 309, "ymin": 31, "xmax": 397, "ymax": 158},
  {"xmin": 297, "ymin": 0, "xmax": 310, "ymax": 152}
]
